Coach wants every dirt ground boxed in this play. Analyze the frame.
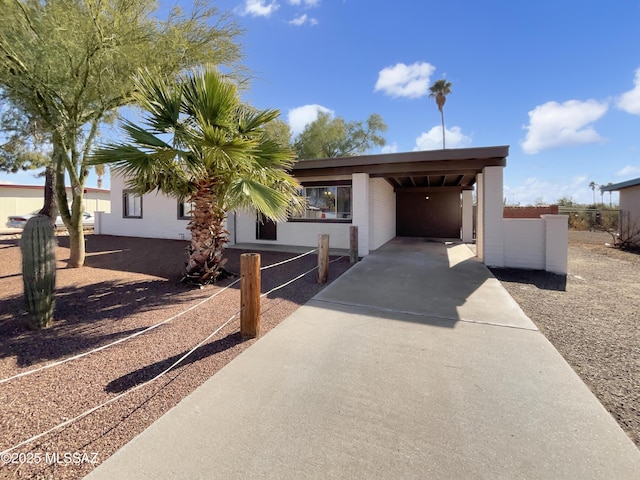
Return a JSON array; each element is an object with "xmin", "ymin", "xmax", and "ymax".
[
  {"xmin": 492, "ymin": 230, "xmax": 640, "ymax": 448},
  {"xmin": 0, "ymin": 233, "xmax": 351, "ymax": 479}
]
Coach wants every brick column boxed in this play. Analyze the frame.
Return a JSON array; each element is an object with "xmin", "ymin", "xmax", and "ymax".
[
  {"xmin": 542, "ymin": 214, "xmax": 569, "ymax": 274},
  {"xmin": 461, "ymin": 189, "xmax": 473, "ymax": 243},
  {"xmin": 352, "ymin": 173, "xmax": 370, "ymax": 256}
]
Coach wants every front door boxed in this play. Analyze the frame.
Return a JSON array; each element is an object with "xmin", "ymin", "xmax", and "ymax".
[{"xmin": 256, "ymin": 213, "xmax": 277, "ymax": 240}]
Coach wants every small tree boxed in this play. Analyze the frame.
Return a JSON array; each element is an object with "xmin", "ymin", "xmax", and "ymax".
[
  {"xmin": 293, "ymin": 112, "xmax": 387, "ymax": 159},
  {"xmin": 90, "ymin": 67, "xmax": 303, "ymax": 284},
  {"xmin": 0, "ymin": 0, "xmax": 243, "ymax": 267}
]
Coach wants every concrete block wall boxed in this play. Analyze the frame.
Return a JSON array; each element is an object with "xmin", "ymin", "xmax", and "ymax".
[
  {"xmin": 368, "ymin": 177, "xmax": 396, "ymax": 251},
  {"xmin": 502, "ymin": 215, "xmax": 569, "ymax": 275},
  {"xmin": 503, "ymin": 219, "xmax": 546, "ymax": 269},
  {"xmin": 234, "ymin": 210, "xmax": 351, "ymax": 249}
]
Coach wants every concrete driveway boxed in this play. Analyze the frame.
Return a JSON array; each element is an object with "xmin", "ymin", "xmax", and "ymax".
[{"xmin": 85, "ymin": 238, "xmax": 640, "ymax": 479}]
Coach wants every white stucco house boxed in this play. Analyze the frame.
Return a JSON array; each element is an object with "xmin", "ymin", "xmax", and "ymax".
[
  {"xmin": 95, "ymin": 146, "xmax": 569, "ymax": 274},
  {"xmin": 602, "ymin": 177, "xmax": 640, "ymax": 246}
]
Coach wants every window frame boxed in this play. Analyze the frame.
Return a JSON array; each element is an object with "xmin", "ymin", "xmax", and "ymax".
[
  {"xmin": 178, "ymin": 199, "xmax": 193, "ymax": 220},
  {"xmin": 122, "ymin": 190, "xmax": 143, "ymax": 219},
  {"xmin": 289, "ymin": 182, "xmax": 353, "ymax": 223}
]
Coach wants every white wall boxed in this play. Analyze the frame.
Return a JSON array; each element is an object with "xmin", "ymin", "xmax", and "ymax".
[
  {"xmin": 368, "ymin": 177, "xmax": 396, "ymax": 250},
  {"xmin": 480, "ymin": 166, "xmax": 505, "ymax": 267},
  {"xmin": 503, "ymin": 219, "xmax": 545, "ymax": 270},
  {"xmin": 98, "ymin": 174, "xmax": 191, "ymax": 240},
  {"xmin": 502, "ymin": 215, "xmax": 569, "ymax": 275},
  {"xmin": 234, "ymin": 210, "xmax": 351, "ymax": 249},
  {"xmin": 620, "ymin": 185, "xmax": 640, "ymax": 244}
]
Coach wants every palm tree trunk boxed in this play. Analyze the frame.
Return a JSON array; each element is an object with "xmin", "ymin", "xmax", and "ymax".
[
  {"xmin": 184, "ymin": 178, "xmax": 229, "ymax": 285},
  {"xmin": 440, "ymin": 109, "xmax": 446, "ymax": 149}
]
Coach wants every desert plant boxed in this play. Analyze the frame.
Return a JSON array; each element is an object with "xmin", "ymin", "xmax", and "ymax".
[{"xmin": 21, "ymin": 215, "xmax": 57, "ymax": 329}]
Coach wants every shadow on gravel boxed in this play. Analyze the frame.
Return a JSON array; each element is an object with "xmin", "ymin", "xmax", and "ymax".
[
  {"xmin": 105, "ymin": 332, "xmax": 244, "ymax": 393},
  {"xmin": 490, "ymin": 268, "xmax": 567, "ymax": 292},
  {"xmin": 0, "ymin": 279, "xmax": 194, "ymax": 367},
  {"xmin": 57, "ymin": 235, "xmax": 189, "ymax": 281}
]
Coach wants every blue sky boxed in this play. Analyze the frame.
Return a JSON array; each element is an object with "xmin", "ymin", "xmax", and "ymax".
[{"xmin": 3, "ymin": 0, "xmax": 640, "ymax": 206}]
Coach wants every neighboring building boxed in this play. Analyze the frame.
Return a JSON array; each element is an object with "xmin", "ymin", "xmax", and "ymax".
[
  {"xmin": 602, "ymin": 177, "xmax": 640, "ymax": 246},
  {"xmin": 96, "ymin": 146, "xmax": 569, "ymax": 274},
  {"xmin": 0, "ymin": 183, "xmax": 110, "ymax": 224}
]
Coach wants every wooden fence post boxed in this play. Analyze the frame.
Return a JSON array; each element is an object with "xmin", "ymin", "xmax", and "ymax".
[
  {"xmin": 318, "ymin": 234, "xmax": 329, "ymax": 284},
  {"xmin": 349, "ymin": 226, "xmax": 358, "ymax": 264},
  {"xmin": 241, "ymin": 253, "xmax": 261, "ymax": 339}
]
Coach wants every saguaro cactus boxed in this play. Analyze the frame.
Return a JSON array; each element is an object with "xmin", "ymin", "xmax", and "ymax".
[{"xmin": 21, "ymin": 215, "xmax": 57, "ymax": 329}]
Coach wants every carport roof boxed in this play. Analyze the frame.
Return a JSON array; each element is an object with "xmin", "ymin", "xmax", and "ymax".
[{"xmin": 291, "ymin": 145, "xmax": 509, "ymax": 189}]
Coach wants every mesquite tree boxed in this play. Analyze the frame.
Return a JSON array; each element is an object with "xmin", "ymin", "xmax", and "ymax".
[{"xmin": 0, "ymin": 0, "xmax": 243, "ymax": 267}]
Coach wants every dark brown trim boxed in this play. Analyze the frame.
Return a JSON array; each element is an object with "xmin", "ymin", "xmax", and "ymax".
[
  {"xmin": 395, "ymin": 186, "xmax": 471, "ymax": 193},
  {"xmin": 288, "ymin": 218, "xmax": 352, "ymax": 224},
  {"xmin": 301, "ymin": 180, "xmax": 352, "ymax": 187}
]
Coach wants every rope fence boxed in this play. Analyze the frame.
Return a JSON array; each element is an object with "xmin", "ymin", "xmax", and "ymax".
[
  {"xmin": 0, "ymin": 247, "xmax": 320, "ymax": 386},
  {"xmin": 1, "ymin": 240, "xmax": 347, "ymax": 455}
]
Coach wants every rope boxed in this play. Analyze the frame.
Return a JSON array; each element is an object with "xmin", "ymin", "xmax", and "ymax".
[
  {"xmin": 259, "ymin": 248, "xmax": 318, "ymax": 271},
  {"xmin": 0, "ymin": 310, "xmax": 241, "ymax": 456},
  {"xmin": 0, "ymin": 278, "xmax": 239, "ymax": 385},
  {"xmin": 0, "ymin": 253, "xmax": 348, "ymax": 454}
]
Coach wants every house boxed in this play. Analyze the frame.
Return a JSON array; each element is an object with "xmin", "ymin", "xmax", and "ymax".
[
  {"xmin": 0, "ymin": 183, "xmax": 110, "ymax": 224},
  {"xmin": 601, "ymin": 177, "xmax": 640, "ymax": 246},
  {"xmin": 95, "ymin": 146, "xmax": 569, "ymax": 274}
]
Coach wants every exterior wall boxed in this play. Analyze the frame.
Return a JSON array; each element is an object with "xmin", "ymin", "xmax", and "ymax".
[
  {"xmin": 234, "ymin": 210, "xmax": 351, "ymax": 249},
  {"xmin": 1, "ymin": 183, "xmax": 110, "ymax": 225},
  {"xmin": 480, "ymin": 167, "xmax": 505, "ymax": 267},
  {"xmin": 502, "ymin": 215, "xmax": 569, "ymax": 275},
  {"xmin": 619, "ymin": 185, "xmax": 640, "ymax": 244},
  {"xmin": 461, "ymin": 189, "xmax": 473, "ymax": 242},
  {"xmin": 504, "ymin": 205, "xmax": 559, "ymax": 218},
  {"xmin": 368, "ymin": 177, "xmax": 395, "ymax": 250},
  {"xmin": 352, "ymin": 173, "xmax": 370, "ymax": 256},
  {"xmin": 97, "ymin": 173, "xmax": 191, "ymax": 240},
  {"xmin": 503, "ymin": 219, "xmax": 546, "ymax": 269}
]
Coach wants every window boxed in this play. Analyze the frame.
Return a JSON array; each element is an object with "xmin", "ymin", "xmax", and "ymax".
[
  {"xmin": 123, "ymin": 191, "xmax": 142, "ymax": 218},
  {"xmin": 178, "ymin": 200, "xmax": 193, "ymax": 220},
  {"xmin": 291, "ymin": 186, "xmax": 352, "ymax": 221}
]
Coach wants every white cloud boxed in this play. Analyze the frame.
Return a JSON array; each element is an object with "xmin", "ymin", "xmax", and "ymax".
[
  {"xmin": 288, "ymin": 0, "xmax": 320, "ymax": 6},
  {"xmin": 381, "ymin": 142, "xmax": 398, "ymax": 154},
  {"xmin": 504, "ymin": 175, "xmax": 591, "ymax": 206},
  {"xmin": 617, "ymin": 68, "xmax": 640, "ymax": 114},
  {"xmin": 374, "ymin": 62, "xmax": 436, "ymax": 99},
  {"xmin": 240, "ymin": 0, "xmax": 279, "ymax": 17},
  {"xmin": 289, "ymin": 14, "xmax": 318, "ymax": 26},
  {"xmin": 288, "ymin": 104, "xmax": 333, "ymax": 136},
  {"xmin": 414, "ymin": 126, "xmax": 471, "ymax": 150},
  {"xmin": 616, "ymin": 165, "xmax": 640, "ymax": 177},
  {"xmin": 521, "ymin": 99, "xmax": 608, "ymax": 154}
]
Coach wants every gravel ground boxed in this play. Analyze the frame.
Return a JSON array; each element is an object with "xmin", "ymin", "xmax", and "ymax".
[
  {"xmin": 491, "ymin": 230, "xmax": 640, "ymax": 449},
  {"xmin": 0, "ymin": 233, "xmax": 351, "ymax": 479}
]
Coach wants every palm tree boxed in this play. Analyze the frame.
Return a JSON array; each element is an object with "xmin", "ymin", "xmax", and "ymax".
[
  {"xmin": 90, "ymin": 67, "xmax": 303, "ymax": 284},
  {"xmin": 428, "ymin": 79, "xmax": 452, "ymax": 149},
  {"xmin": 589, "ymin": 181, "xmax": 597, "ymax": 205}
]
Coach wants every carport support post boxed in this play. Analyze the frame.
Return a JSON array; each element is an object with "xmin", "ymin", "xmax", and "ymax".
[
  {"xmin": 318, "ymin": 234, "xmax": 330, "ymax": 284},
  {"xmin": 349, "ymin": 226, "xmax": 358, "ymax": 263},
  {"xmin": 240, "ymin": 253, "xmax": 261, "ymax": 339}
]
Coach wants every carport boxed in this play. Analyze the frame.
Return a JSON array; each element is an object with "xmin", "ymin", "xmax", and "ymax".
[{"xmin": 292, "ymin": 146, "xmax": 508, "ymax": 264}]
